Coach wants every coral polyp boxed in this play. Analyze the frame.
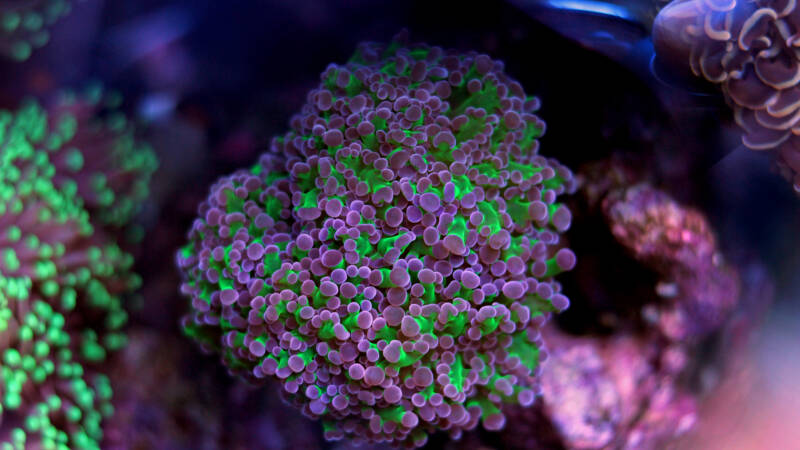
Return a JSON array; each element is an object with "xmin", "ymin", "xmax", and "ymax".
[
  {"xmin": 44, "ymin": 86, "xmax": 158, "ymax": 230},
  {"xmin": 0, "ymin": 0, "xmax": 74, "ymax": 61},
  {"xmin": 177, "ymin": 35, "xmax": 576, "ymax": 447},
  {"xmin": 0, "ymin": 95, "xmax": 154, "ymax": 449}
]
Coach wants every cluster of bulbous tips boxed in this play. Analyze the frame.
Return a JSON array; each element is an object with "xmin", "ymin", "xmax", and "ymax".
[
  {"xmin": 0, "ymin": 0, "xmax": 75, "ymax": 61},
  {"xmin": 654, "ymin": 0, "xmax": 800, "ymax": 190},
  {"xmin": 0, "ymin": 86, "xmax": 156, "ymax": 449},
  {"xmin": 177, "ymin": 34, "xmax": 576, "ymax": 447}
]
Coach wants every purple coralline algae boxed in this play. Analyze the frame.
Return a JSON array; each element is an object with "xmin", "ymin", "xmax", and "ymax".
[
  {"xmin": 654, "ymin": 0, "xmax": 800, "ymax": 191},
  {"xmin": 577, "ymin": 160, "xmax": 740, "ymax": 340},
  {"xmin": 497, "ymin": 159, "xmax": 744, "ymax": 449},
  {"xmin": 501, "ymin": 328, "xmax": 697, "ymax": 450},
  {"xmin": 602, "ymin": 183, "xmax": 740, "ymax": 339},
  {"xmin": 0, "ymin": 90, "xmax": 155, "ymax": 449},
  {"xmin": 177, "ymin": 35, "xmax": 576, "ymax": 447}
]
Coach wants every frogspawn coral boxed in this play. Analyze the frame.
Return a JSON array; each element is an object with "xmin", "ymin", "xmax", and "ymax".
[
  {"xmin": 177, "ymin": 35, "xmax": 576, "ymax": 447},
  {"xmin": 44, "ymin": 85, "xmax": 158, "ymax": 231},
  {"xmin": 0, "ymin": 94, "xmax": 154, "ymax": 449},
  {"xmin": 0, "ymin": 0, "xmax": 75, "ymax": 61},
  {"xmin": 654, "ymin": 0, "xmax": 800, "ymax": 190}
]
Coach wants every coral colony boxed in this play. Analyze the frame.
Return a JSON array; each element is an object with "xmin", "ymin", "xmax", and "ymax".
[
  {"xmin": 177, "ymin": 36, "xmax": 576, "ymax": 447},
  {"xmin": 0, "ymin": 90, "xmax": 155, "ymax": 449},
  {"xmin": 0, "ymin": 0, "xmax": 75, "ymax": 61},
  {"xmin": 654, "ymin": 0, "xmax": 800, "ymax": 190}
]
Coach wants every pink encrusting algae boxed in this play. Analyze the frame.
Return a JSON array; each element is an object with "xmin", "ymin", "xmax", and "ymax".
[
  {"xmin": 177, "ymin": 34, "xmax": 576, "ymax": 447},
  {"xmin": 498, "ymin": 158, "xmax": 747, "ymax": 449}
]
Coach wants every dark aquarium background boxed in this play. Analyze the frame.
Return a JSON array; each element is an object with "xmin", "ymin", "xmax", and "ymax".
[{"xmin": 1, "ymin": 0, "xmax": 798, "ymax": 449}]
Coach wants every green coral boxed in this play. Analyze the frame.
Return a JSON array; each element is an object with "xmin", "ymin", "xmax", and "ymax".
[
  {"xmin": 0, "ymin": 96, "xmax": 152, "ymax": 448},
  {"xmin": 0, "ymin": 0, "xmax": 75, "ymax": 61}
]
